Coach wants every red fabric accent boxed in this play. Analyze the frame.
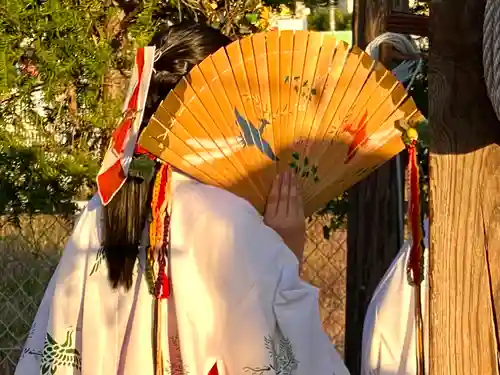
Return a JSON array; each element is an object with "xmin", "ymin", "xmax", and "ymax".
[
  {"xmin": 154, "ymin": 166, "xmax": 168, "ymax": 213},
  {"xmin": 111, "ymin": 48, "xmax": 146, "ymax": 154},
  {"xmin": 160, "ymin": 274, "xmax": 170, "ymax": 298},
  {"xmin": 97, "ymin": 48, "xmax": 150, "ymax": 206},
  {"xmin": 154, "ymin": 268, "xmax": 170, "ymax": 299},
  {"xmin": 112, "ymin": 116, "xmax": 133, "ymax": 154},
  {"xmin": 208, "ymin": 363, "xmax": 219, "ymax": 375},
  {"xmin": 407, "ymin": 141, "xmax": 423, "ymax": 285},
  {"xmin": 153, "ymin": 166, "xmax": 171, "ymax": 300},
  {"xmin": 135, "ymin": 144, "xmax": 156, "ymax": 160},
  {"xmin": 343, "ymin": 110, "xmax": 369, "ymax": 163},
  {"xmin": 128, "ymin": 48, "xmax": 145, "ymax": 110},
  {"xmin": 97, "ymin": 159, "xmax": 126, "ymax": 205}
]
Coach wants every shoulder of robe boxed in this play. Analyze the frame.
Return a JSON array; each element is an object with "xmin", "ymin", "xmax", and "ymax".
[{"xmin": 171, "ymin": 179, "xmax": 287, "ymax": 270}]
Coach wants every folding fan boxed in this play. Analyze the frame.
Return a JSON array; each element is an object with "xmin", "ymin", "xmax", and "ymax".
[{"xmin": 138, "ymin": 30, "xmax": 424, "ymax": 216}]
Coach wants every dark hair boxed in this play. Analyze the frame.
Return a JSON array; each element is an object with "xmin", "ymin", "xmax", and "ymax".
[{"xmin": 102, "ymin": 22, "xmax": 231, "ymax": 290}]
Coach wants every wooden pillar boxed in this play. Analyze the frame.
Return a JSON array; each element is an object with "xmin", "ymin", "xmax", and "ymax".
[
  {"xmin": 344, "ymin": 160, "xmax": 403, "ymax": 374},
  {"xmin": 429, "ymin": 0, "xmax": 500, "ymax": 373},
  {"xmin": 344, "ymin": 0, "xmax": 402, "ymax": 374}
]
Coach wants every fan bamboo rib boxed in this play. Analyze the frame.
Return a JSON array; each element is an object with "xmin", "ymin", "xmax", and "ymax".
[{"xmin": 139, "ymin": 30, "xmax": 423, "ymax": 216}]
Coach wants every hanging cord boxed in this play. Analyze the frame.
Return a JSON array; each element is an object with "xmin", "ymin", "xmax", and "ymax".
[
  {"xmin": 366, "ymin": 33, "xmax": 427, "ymax": 374},
  {"xmin": 148, "ymin": 163, "xmax": 172, "ymax": 375},
  {"xmin": 365, "ymin": 32, "xmax": 423, "ymax": 241},
  {"xmin": 405, "ymin": 128, "xmax": 425, "ymax": 375},
  {"xmin": 365, "ymin": 32, "xmax": 422, "ymax": 84},
  {"xmin": 403, "ymin": 47, "xmax": 425, "ymax": 375},
  {"xmin": 483, "ymin": 0, "xmax": 500, "ymax": 122},
  {"xmin": 396, "ymin": 58, "xmax": 424, "ymax": 243},
  {"xmin": 365, "ymin": 33, "xmax": 424, "ymax": 249}
]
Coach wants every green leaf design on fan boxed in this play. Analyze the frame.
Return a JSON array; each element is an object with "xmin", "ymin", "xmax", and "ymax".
[{"xmin": 289, "ymin": 152, "xmax": 319, "ymax": 183}]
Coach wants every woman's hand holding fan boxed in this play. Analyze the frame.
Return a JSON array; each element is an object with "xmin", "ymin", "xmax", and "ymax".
[{"xmin": 264, "ymin": 171, "xmax": 306, "ymax": 263}]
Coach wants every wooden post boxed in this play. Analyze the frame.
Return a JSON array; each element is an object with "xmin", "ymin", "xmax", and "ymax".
[
  {"xmin": 344, "ymin": 0, "xmax": 403, "ymax": 373},
  {"xmin": 344, "ymin": 161, "xmax": 403, "ymax": 374},
  {"xmin": 429, "ymin": 0, "xmax": 500, "ymax": 373},
  {"xmin": 387, "ymin": 12, "xmax": 429, "ymax": 36}
]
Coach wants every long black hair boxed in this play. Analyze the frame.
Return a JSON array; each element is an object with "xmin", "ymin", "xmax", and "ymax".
[{"xmin": 102, "ymin": 23, "xmax": 231, "ymax": 290}]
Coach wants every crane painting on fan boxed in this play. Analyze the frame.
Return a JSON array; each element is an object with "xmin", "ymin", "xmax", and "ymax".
[
  {"xmin": 234, "ymin": 109, "xmax": 278, "ymax": 162},
  {"xmin": 136, "ymin": 31, "xmax": 424, "ymax": 217}
]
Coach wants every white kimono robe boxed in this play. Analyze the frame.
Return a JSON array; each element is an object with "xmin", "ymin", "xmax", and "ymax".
[
  {"xmin": 361, "ymin": 220, "xmax": 429, "ymax": 375},
  {"xmin": 15, "ymin": 172, "xmax": 350, "ymax": 375}
]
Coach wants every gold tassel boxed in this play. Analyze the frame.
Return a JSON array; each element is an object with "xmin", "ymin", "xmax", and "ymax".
[
  {"xmin": 405, "ymin": 128, "xmax": 425, "ymax": 375},
  {"xmin": 149, "ymin": 163, "xmax": 171, "ymax": 375},
  {"xmin": 154, "ymin": 299, "xmax": 163, "ymax": 375}
]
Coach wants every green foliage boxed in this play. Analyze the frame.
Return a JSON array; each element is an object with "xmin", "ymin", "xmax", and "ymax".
[
  {"xmin": 0, "ymin": 0, "xmax": 162, "ymax": 217},
  {"xmin": 0, "ymin": 129, "xmax": 98, "ymax": 223},
  {"xmin": 317, "ymin": 192, "xmax": 348, "ymax": 239},
  {"xmin": 411, "ymin": 0, "xmax": 430, "ymax": 15},
  {"xmin": 0, "ymin": 0, "xmax": 270, "ymax": 218},
  {"xmin": 408, "ymin": 60, "xmax": 428, "ymax": 119},
  {"xmin": 1, "ymin": 0, "xmax": 428, "ymax": 236},
  {"xmin": 307, "ymin": 8, "xmax": 352, "ymax": 31},
  {"xmin": 303, "ymin": 0, "xmax": 332, "ymax": 7},
  {"xmin": 262, "ymin": 0, "xmax": 295, "ymax": 7}
]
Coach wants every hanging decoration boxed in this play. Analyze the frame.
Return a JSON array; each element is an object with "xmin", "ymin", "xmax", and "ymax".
[
  {"xmin": 147, "ymin": 163, "xmax": 172, "ymax": 375},
  {"xmin": 404, "ymin": 126, "xmax": 426, "ymax": 375}
]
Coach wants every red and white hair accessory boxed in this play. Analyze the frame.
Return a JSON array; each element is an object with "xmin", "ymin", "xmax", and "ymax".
[{"xmin": 97, "ymin": 46, "xmax": 156, "ymax": 205}]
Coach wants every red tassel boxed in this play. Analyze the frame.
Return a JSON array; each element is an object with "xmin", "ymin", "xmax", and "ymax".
[
  {"xmin": 405, "ymin": 135, "xmax": 426, "ymax": 375},
  {"xmin": 154, "ymin": 272, "xmax": 170, "ymax": 299},
  {"xmin": 208, "ymin": 363, "xmax": 219, "ymax": 375},
  {"xmin": 407, "ymin": 140, "xmax": 423, "ymax": 285},
  {"xmin": 155, "ymin": 167, "xmax": 168, "ymax": 213},
  {"xmin": 135, "ymin": 144, "xmax": 156, "ymax": 160},
  {"xmin": 155, "ymin": 259, "xmax": 170, "ymax": 299}
]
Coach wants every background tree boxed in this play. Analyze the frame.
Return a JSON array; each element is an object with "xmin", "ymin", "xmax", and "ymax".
[
  {"xmin": 0, "ymin": 0, "xmax": 289, "ymax": 222},
  {"xmin": 0, "ymin": 0, "xmax": 427, "ymax": 232},
  {"xmin": 307, "ymin": 7, "xmax": 353, "ymax": 31}
]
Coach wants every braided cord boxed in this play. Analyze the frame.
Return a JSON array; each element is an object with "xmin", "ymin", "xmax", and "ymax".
[{"xmin": 483, "ymin": 0, "xmax": 500, "ymax": 121}]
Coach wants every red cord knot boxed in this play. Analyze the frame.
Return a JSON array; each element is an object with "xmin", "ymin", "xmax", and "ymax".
[{"xmin": 154, "ymin": 259, "xmax": 170, "ymax": 299}]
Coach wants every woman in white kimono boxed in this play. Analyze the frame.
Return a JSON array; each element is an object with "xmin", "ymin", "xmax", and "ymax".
[
  {"xmin": 361, "ymin": 219, "xmax": 429, "ymax": 375},
  {"xmin": 14, "ymin": 23, "xmax": 349, "ymax": 375}
]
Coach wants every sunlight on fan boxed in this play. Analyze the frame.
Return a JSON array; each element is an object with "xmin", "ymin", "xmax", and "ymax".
[{"xmin": 139, "ymin": 30, "xmax": 423, "ymax": 216}]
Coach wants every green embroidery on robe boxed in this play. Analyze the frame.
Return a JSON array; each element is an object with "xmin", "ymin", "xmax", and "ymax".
[
  {"xmin": 40, "ymin": 329, "xmax": 82, "ymax": 375},
  {"xmin": 164, "ymin": 336, "xmax": 190, "ymax": 374},
  {"xmin": 89, "ymin": 247, "xmax": 105, "ymax": 276},
  {"xmin": 243, "ymin": 335, "xmax": 299, "ymax": 374},
  {"xmin": 145, "ymin": 247, "xmax": 156, "ymax": 295},
  {"xmin": 89, "ymin": 247, "xmax": 143, "ymax": 280},
  {"xmin": 20, "ymin": 323, "xmax": 42, "ymax": 360}
]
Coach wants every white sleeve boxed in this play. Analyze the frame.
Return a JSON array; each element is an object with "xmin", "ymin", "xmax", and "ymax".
[
  {"xmin": 14, "ymin": 195, "xmax": 102, "ymax": 375},
  {"xmin": 274, "ymin": 253, "xmax": 351, "ymax": 375}
]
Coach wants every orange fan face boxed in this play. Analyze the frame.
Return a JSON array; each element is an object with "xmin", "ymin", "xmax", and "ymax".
[{"xmin": 139, "ymin": 30, "xmax": 424, "ymax": 216}]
